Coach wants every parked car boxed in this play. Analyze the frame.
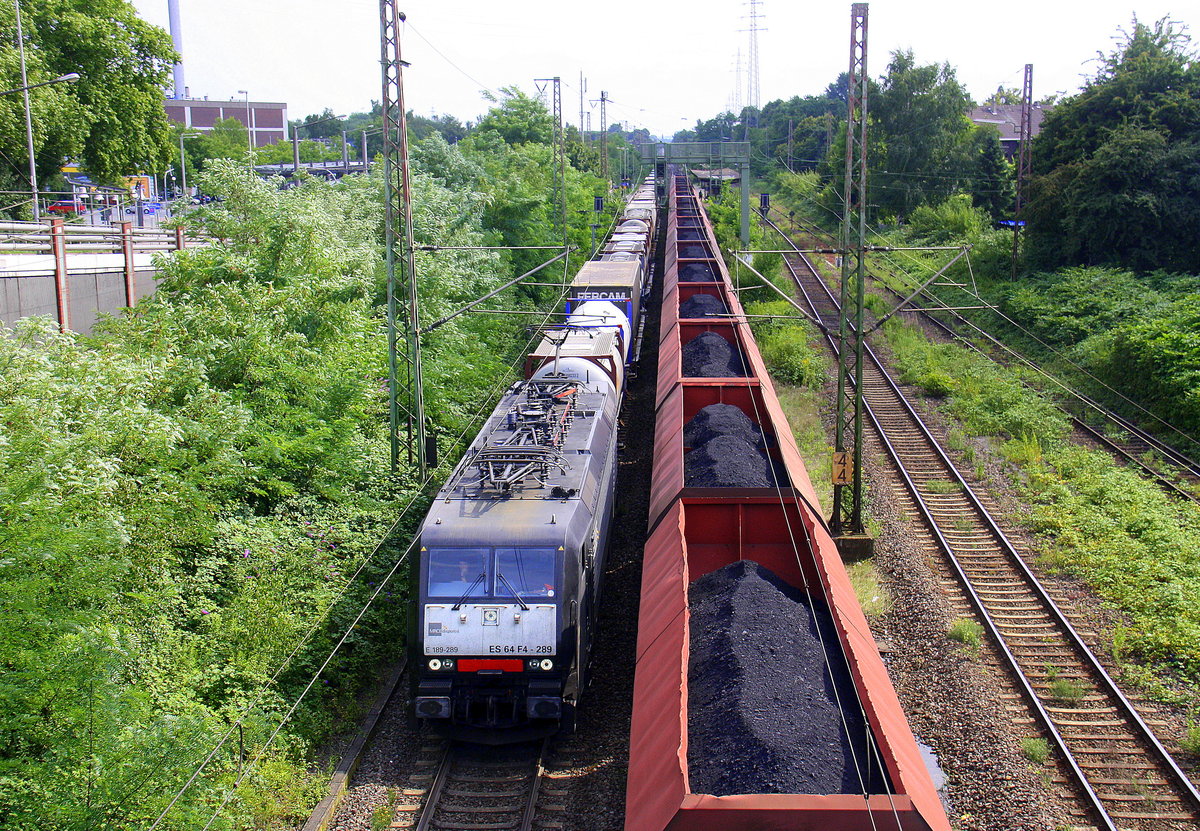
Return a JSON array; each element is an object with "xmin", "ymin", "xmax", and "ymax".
[
  {"xmin": 47, "ymin": 200, "xmax": 84, "ymax": 214},
  {"xmin": 124, "ymin": 201, "xmax": 163, "ymax": 215}
]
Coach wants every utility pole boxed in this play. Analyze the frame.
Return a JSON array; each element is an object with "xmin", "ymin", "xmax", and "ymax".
[
  {"xmin": 537, "ymin": 77, "xmax": 568, "ymax": 251},
  {"xmin": 14, "ymin": 0, "xmax": 38, "ymax": 220},
  {"xmin": 379, "ymin": 0, "xmax": 427, "ymax": 474},
  {"xmin": 579, "ymin": 72, "xmax": 587, "ymax": 151},
  {"xmin": 786, "ymin": 117, "xmax": 794, "ymax": 172},
  {"xmin": 1012, "ymin": 63, "xmax": 1033, "ymax": 280},
  {"xmin": 599, "ymin": 90, "xmax": 608, "ymax": 184},
  {"xmin": 832, "ymin": 2, "xmax": 872, "ymax": 556}
]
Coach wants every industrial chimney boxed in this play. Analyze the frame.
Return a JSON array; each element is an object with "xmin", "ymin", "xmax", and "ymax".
[{"xmin": 168, "ymin": 0, "xmax": 185, "ymax": 99}]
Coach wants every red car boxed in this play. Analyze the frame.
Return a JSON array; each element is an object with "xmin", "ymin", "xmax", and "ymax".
[{"xmin": 47, "ymin": 200, "xmax": 85, "ymax": 214}]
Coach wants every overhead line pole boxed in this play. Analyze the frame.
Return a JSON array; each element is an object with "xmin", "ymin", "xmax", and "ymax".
[
  {"xmin": 380, "ymin": 1, "xmax": 427, "ymax": 474},
  {"xmin": 832, "ymin": 2, "xmax": 871, "ymax": 554},
  {"xmin": 599, "ymin": 90, "xmax": 608, "ymax": 184},
  {"xmin": 1011, "ymin": 63, "xmax": 1033, "ymax": 280},
  {"xmin": 536, "ymin": 76, "xmax": 568, "ymax": 254}
]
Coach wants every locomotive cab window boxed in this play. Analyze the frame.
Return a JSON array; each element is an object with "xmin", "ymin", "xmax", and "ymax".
[
  {"xmin": 496, "ymin": 548, "xmax": 558, "ymax": 598},
  {"xmin": 427, "ymin": 548, "xmax": 490, "ymax": 598}
]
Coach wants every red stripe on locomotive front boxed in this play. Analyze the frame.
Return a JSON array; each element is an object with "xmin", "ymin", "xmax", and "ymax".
[{"xmin": 457, "ymin": 658, "xmax": 525, "ymax": 672}]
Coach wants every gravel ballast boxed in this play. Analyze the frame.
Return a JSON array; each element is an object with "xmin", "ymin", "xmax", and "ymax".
[
  {"xmin": 687, "ymin": 560, "xmax": 886, "ymax": 796},
  {"xmin": 678, "ymin": 294, "xmax": 727, "ymax": 318},
  {"xmin": 681, "ymin": 331, "xmax": 746, "ymax": 377},
  {"xmin": 685, "ymin": 435, "xmax": 773, "ymax": 487}
]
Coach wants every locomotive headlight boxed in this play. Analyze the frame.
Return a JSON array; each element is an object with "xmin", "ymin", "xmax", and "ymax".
[
  {"xmin": 539, "ymin": 658, "xmax": 554, "ymax": 671},
  {"xmin": 428, "ymin": 658, "xmax": 442, "ymax": 671},
  {"xmin": 442, "ymin": 659, "xmax": 454, "ymax": 670}
]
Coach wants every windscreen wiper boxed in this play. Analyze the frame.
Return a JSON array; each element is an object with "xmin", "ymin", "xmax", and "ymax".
[
  {"xmin": 452, "ymin": 572, "xmax": 487, "ymax": 610},
  {"xmin": 496, "ymin": 572, "xmax": 530, "ymax": 610}
]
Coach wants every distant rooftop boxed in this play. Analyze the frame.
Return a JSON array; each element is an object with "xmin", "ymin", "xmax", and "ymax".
[{"xmin": 968, "ymin": 103, "xmax": 1052, "ymax": 145}]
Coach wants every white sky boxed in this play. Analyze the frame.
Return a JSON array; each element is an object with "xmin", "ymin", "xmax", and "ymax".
[{"xmin": 132, "ymin": 0, "xmax": 1187, "ymax": 137}]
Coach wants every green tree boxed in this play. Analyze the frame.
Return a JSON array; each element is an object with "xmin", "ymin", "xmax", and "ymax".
[
  {"xmin": 967, "ymin": 125, "xmax": 1013, "ymax": 220},
  {"xmin": 0, "ymin": 0, "xmax": 176, "ymax": 186},
  {"xmin": 1026, "ymin": 18, "xmax": 1200, "ymax": 272},
  {"xmin": 474, "ymin": 86, "xmax": 552, "ymax": 146},
  {"xmin": 868, "ymin": 50, "xmax": 974, "ymax": 220}
]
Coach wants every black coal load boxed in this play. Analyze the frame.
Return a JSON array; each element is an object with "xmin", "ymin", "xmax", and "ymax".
[
  {"xmin": 681, "ymin": 331, "xmax": 746, "ymax": 377},
  {"xmin": 685, "ymin": 435, "xmax": 773, "ymax": 487},
  {"xmin": 678, "ymin": 294, "xmax": 727, "ymax": 319},
  {"xmin": 687, "ymin": 560, "xmax": 888, "ymax": 796},
  {"xmin": 679, "ymin": 244, "xmax": 710, "ymax": 259},
  {"xmin": 679, "ymin": 262, "xmax": 716, "ymax": 282},
  {"xmin": 684, "ymin": 402, "xmax": 762, "ymax": 451}
]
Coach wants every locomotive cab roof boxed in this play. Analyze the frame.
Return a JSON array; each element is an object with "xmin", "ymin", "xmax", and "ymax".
[{"xmin": 420, "ymin": 374, "xmax": 618, "ymax": 556}]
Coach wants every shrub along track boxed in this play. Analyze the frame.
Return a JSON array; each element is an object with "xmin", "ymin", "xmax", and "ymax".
[
  {"xmin": 763, "ymin": 208, "xmax": 1200, "ymax": 505},
  {"xmin": 780, "ymin": 237, "xmax": 1200, "ymax": 831}
]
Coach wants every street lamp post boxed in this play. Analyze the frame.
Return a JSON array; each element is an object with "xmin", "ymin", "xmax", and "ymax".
[
  {"xmin": 9, "ymin": 2, "xmax": 77, "ymax": 221},
  {"xmin": 237, "ymin": 89, "xmax": 250, "ymax": 153}
]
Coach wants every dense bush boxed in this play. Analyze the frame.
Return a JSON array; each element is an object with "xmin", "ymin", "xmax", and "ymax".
[
  {"xmin": 0, "ymin": 150, "xmax": 528, "ymax": 828},
  {"xmin": 746, "ymin": 300, "xmax": 826, "ymax": 389}
]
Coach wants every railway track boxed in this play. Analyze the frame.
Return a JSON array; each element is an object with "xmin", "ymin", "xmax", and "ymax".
[
  {"xmin": 780, "ymin": 244, "xmax": 1200, "ymax": 831},
  {"xmin": 762, "ymin": 209, "xmax": 1200, "ymax": 505},
  {"xmin": 385, "ymin": 738, "xmax": 548, "ymax": 831}
]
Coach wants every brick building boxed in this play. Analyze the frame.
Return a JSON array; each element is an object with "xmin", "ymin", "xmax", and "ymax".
[{"xmin": 164, "ymin": 97, "xmax": 288, "ymax": 147}]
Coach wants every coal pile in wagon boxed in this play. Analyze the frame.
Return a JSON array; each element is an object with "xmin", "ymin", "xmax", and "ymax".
[
  {"xmin": 679, "ymin": 294, "xmax": 727, "ymax": 318},
  {"xmin": 687, "ymin": 560, "xmax": 889, "ymax": 796},
  {"xmin": 684, "ymin": 403, "xmax": 763, "ymax": 451},
  {"xmin": 685, "ymin": 434, "xmax": 774, "ymax": 487},
  {"xmin": 679, "ymin": 262, "xmax": 716, "ymax": 282},
  {"xmin": 682, "ymin": 331, "xmax": 745, "ymax": 377}
]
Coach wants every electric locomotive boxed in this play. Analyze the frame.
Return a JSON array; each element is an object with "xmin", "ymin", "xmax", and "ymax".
[{"xmin": 412, "ymin": 179, "xmax": 653, "ymax": 743}]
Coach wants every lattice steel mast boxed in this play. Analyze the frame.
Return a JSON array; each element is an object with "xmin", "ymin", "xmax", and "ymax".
[
  {"xmin": 380, "ymin": 1, "xmax": 427, "ymax": 474},
  {"xmin": 745, "ymin": 0, "xmax": 763, "ymax": 110},
  {"xmin": 599, "ymin": 90, "xmax": 609, "ymax": 183},
  {"xmin": 832, "ymin": 2, "xmax": 870, "ymax": 547},
  {"xmin": 536, "ymin": 77, "xmax": 568, "ymax": 251}
]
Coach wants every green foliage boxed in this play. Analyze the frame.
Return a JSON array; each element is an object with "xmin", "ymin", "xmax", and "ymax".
[
  {"xmin": 474, "ymin": 86, "xmax": 554, "ymax": 146},
  {"xmin": 906, "ymin": 194, "xmax": 990, "ymax": 245},
  {"xmin": 886, "ymin": 322, "xmax": 1070, "ymax": 443},
  {"xmin": 0, "ymin": 148, "xmax": 544, "ymax": 826},
  {"xmin": 888, "ymin": 311, "xmax": 1200, "ymax": 691},
  {"xmin": 868, "ymin": 50, "xmax": 975, "ymax": 220},
  {"xmin": 846, "ymin": 561, "xmax": 892, "ymax": 617},
  {"xmin": 1027, "ymin": 18, "xmax": 1200, "ymax": 272},
  {"xmin": 1183, "ymin": 720, "xmax": 1200, "ymax": 757},
  {"xmin": 1048, "ymin": 677, "xmax": 1086, "ymax": 704},
  {"xmin": 947, "ymin": 618, "xmax": 983, "ymax": 649},
  {"xmin": 0, "ymin": 0, "xmax": 176, "ymax": 186},
  {"xmin": 1020, "ymin": 737, "xmax": 1050, "ymax": 765}
]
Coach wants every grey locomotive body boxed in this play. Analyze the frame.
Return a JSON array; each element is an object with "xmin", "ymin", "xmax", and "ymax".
[{"xmin": 413, "ymin": 373, "xmax": 619, "ymax": 742}]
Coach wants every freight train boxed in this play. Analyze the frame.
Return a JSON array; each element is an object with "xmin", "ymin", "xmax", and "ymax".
[
  {"xmin": 411, "ymin": 180, "xmax": 656, "ymax": 743},
  {"xmin": 624, "ymin": 170, "xmax": 950, "ymax": 830}
]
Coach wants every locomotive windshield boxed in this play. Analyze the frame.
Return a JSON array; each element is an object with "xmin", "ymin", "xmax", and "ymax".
[
  {"xmin": 426, "ymin": 548, "xmax": 489, "ymax": 598},
  {"xmin": 426, "ymin": 547, "xmax": 558, "ymax": 599},
  {"xmin": 496, "ymin": 548, "xmax": 557, "ymax": 598}
]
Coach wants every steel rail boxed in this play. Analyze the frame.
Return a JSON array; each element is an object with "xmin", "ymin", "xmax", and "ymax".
[
  {"xmin": 780, "ymin": 244, "xmax": 1200, "ymax": 830},
  {"xmin": 412, "ymin": 738, "xmax": 547, "ymax": 831}
]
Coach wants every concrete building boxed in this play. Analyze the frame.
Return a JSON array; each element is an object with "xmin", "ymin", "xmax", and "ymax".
[{"xmin": 164, "ymin": 98, "xmax": 288, "ymax": 147}]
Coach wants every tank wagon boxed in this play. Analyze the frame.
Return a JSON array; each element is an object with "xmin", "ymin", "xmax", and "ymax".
[
  {"xmin": 412, "ymin": 179, "xmax": 656, "ymax": 743},
  {"xmin": 624, "ymin": 173, "xmax": 951, "ymax": 830}
]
